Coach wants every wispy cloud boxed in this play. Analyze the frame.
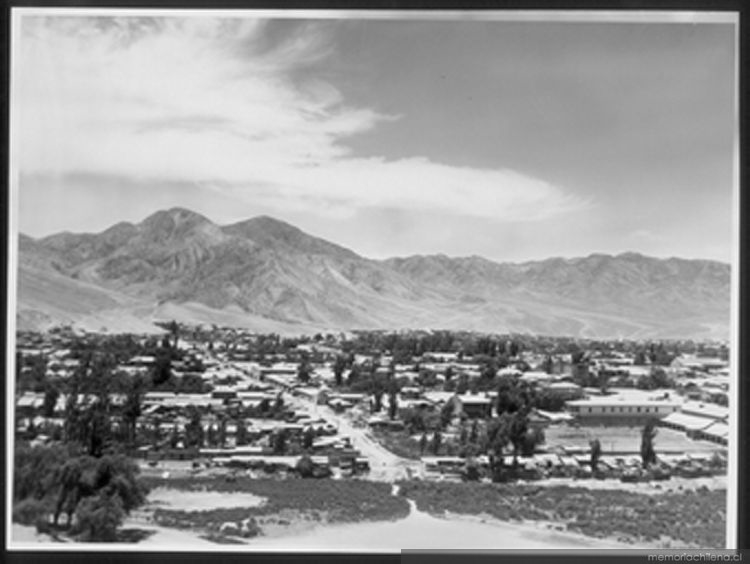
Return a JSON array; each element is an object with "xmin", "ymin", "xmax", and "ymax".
[{"xmin": 15, "ymin": 15, "xmax": 587, "ymax": 222}]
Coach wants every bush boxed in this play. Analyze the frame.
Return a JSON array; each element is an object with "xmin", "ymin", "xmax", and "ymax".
[
  {"xmin": 12, "ymin": 498, "xmax": 50, "ymax": 526},
  {"xmin": 73, "ymin": 494, "xmax": 126, "ymax": 542},
  {"xmin": 295, "ymin": 455, "xmax": 315, "ymax": 478}
]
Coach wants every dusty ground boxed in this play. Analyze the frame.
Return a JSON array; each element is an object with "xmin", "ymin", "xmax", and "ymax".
[
  {"xmin": 243, "ymin": 499, "xmax": 635, "ymax": 551},
  {"xmin": 144, "ymin": 487, "xmax": 267, "ymax": 511}
]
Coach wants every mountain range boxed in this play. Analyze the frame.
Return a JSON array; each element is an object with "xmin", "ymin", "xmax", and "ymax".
[{"xmin": 16, "ymin": 207, "xmax": 731, "ymax": 340}]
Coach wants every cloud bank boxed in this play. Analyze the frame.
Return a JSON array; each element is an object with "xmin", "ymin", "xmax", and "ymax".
[{"xmin": 16, "ymin": 14, "xmax": 587, "ymax": 222}]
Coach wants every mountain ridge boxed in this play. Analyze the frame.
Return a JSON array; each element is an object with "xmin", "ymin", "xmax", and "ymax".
[{"xmin": 16, "ymin": 208, "xmax": 731, "ymax": 340}]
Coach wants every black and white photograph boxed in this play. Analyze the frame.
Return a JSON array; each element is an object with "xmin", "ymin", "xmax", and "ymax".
[{"xmin": 6, "ymin": 7, "xmax": 740, "ymax": 552}]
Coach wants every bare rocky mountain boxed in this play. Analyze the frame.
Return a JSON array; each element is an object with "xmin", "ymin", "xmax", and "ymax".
[{"xmin": 16, "ymin": 207, "xmax": 731, "ymax": 339}]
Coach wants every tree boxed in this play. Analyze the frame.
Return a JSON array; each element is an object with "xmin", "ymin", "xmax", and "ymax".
[
  {"xmin": 387, "ymin": 389, "xmax": 399, "ymax": 420},
  {"xmin": 589, "ymin": 438, "xmax": 602, "ymax": 474},
  {"xmin": 258, "ymin": 398, "xmax": 271, "ymax": 415},
  {"xmin": 430, "ymin": 431, "xmax": 442, "ymax": 455},
  {"xmin": 456, "ymin": 374, "xmax": 469, "ymax": 395},
  {"xmin": 507, "ymin": 411, "xmax": 529, "ymax": 466},
  {"xmin": 47, "ymin": 452, "xmax": 146, "ymax": 534},
  {"xmin": 469, "ymin": 420, "xmax": 479, "ymax": 444},
  {"xmin": 444, "ymin": 366, "xmax": 454, "ymax": 383},
  {"xmin": 74, "ymin": 493, "xmax": 125, "ymax": 541},
  {"xmin": 218, "ymin": 417, "xmax": 227, "ymax": 448},
  {"xmin": 302, "ymin": 426, "xmax": 315, "ymax": 451},
  {"xmin": 150, "ymin": 416, "xmax": 163, "ymax": 450},
  {"xmin": 439, "ymin": 402, "xmax": 454, "ymax": 430},
  {"xmin": 495, "ymin": 376, "xmax": 518, "ymax": 416},
  {"xmin": 185, "ymin": 410, "xmax": 204, "ymax": 448},
  {"xmin": 71, "ymin": 454, "xmax": 147, "ymax": 540},
  {"xmin": 207, "ymin": 423, "xmax": 218, "ymax": 448},
  {"xmin": 640, "ymin": 420, "xmax": 658, "ymax": 468},
  {"xmin": 236, "ymin": 421, "xmax": 248, "ymax": 446},
  {"xmin": 168, "ymin": 320, "xmax": 180, "ymax": 349},
  {"xmin": 297, "ymin": 361, "xmax": 312, "ymax": 384},
  {"xmin": 541, "ymin": 355, "xmax": 554, "ymax": 374},
  {"xmin": 43, "ymin": 385, "xmax": 60, "ymax": 418},
  {"xmin": 295, "ymin": 455, "xmax": 315, "ymax": 478},
  {"xmin": 402, "ymin": 408, "xmax": 425, "ymax": 433},
  {"xmin": 151, "ymin": 352, "xmax": 172, "ymax": 387},
  {"xmin": 122, "ymin": 377, "xmax": 145, "ymax": 448},
  {"xmin": 373, "ymin": 390, "xmax": 383, "ymax": 413},
  {"xmin": 463, "ymin": 459, "xmax": 481, "ymax": 482},
  {"xmin": 333, "ymin": 356, "xmax": 346, "ymax": 388},
  {"xmin": 169, "ymin": 424, "xmax": 180, "ymax": 449},
  {"xmin": 272, "ymin": 429, "xmax": 287, "ymax": 455},
  {"xmin": 486, "ymin": 415, "xmax": 511, "ymax": 482},
  {"xmin": 597, "ymin": 370, "xmax": 610, "ymax": 394}
]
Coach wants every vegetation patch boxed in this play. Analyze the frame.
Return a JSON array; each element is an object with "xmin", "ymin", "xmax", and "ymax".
[
  {"xmin": 145, "ymin": 477, "xmax": 410, "ymax": 536},
  {"xmin": 371, "ymin": 429, "xmax": 423, "ymax": 460},
  {"xmin": 397, "ymin": 480, "xmax": 726, "ymax": 548}
]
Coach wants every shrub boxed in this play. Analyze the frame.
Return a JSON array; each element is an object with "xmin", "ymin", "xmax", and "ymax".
[
  {"xmin": 12, "ymin": 498, "xmax": 50, "ymax": 527},
  {"xmin": 73, "ymin": 494, "xmax": 126, "ymax": 542},
  {"xmin": 295, "ymin": 455, "xmax": 315, "ymax": 478}
]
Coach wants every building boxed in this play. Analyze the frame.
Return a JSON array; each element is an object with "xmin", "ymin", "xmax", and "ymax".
[
  {"xmin": 565, "ymin": 395, "xmax": 681, "ymax": 425},
  {"xmin": 660, "ymin": 401, "xmax": 729, "ymax": 446},
  {"xmin": 543, "ymin": 382, "xmax": 584, "ymax": 401},
  {"xmin": 453, "ymin": 394, "xmax": 493, "ymax": 419}
]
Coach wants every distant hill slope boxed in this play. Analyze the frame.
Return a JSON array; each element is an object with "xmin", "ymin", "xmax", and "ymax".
[{"xmin": 16, "ymin": 207, "xmax": 731, "ymax": 339}]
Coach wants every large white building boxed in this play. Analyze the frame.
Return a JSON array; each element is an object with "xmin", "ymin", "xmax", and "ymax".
[{"xmin": 566, "ymin": 392, "xmax": 681, "ymax": 425}]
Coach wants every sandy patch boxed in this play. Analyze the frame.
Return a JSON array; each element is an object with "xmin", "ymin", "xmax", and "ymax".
[
  {"xmin": 10, "ymin": 524, "xmax": 60, "ymax": 546},
  {"xmin": 146, "ymin": 487, "xmax": 266, "ymax": 511},
  {"xmin": 244, "ymin": 500, "xmax": 632, "ymax": 550}
]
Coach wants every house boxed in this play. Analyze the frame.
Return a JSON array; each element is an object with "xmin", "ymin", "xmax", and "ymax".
[
  {"xmin": 453, "ymin": 394, "xmax": 493, "ymax": 419},
  {"xmin": 543, "ymin": 382, "xmax": 584, "ymax": 400},
  {"xmin": 529, "ymin": 408, "xmax": 574, "ymax": 426},
  {"xmin": 660, "ymin": 401, "xmax": 729, "ymax": 446},
  {"xmin": 367, "ymin": 416, "xmax": 405, "ymax": 431},
  {"xmin": 693, "ymin": 421, "xmax": 729, "ymax": 445},
  {"xmin": 16, "ymin": 392, "xmax": 45, "ymax": 417},
  {"xmin": 519, "ymin": 371, "xmax": 556, "ymax": 385}
]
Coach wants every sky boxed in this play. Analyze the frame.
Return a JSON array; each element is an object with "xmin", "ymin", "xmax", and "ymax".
[{"xmin": 12, "ymin": 11, "xmax": 737, "ymax": 263}]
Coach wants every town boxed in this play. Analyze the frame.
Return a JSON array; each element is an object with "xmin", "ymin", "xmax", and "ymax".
[
  {"xmin": 14, "ymin": 323, "xmax": 729, "ymax": 481},
  {"xmin": 12, "ymin": 323, "xmax": 731, "ymax": 547}
]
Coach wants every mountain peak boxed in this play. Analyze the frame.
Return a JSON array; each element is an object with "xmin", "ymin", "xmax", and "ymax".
[
  {"xmin": 141, "ymin": 207, "xmax": 212, "ymax": 226},
  {"xmin": 223, "ymin": 215, "xmax": 359, "ymax": 259},
  {"xmin": 138, "ymin": 207, "xmax": 217, "ymax": 242}
]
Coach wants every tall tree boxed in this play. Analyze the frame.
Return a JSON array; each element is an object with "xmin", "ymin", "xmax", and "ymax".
[
  {"xmin": 333, "ymin": 355, "xmax": 346, "ymax": 387},
  {"xmin": 302, "ymin": 426, "xmax": 315, "ymax": 451},
  {"xmin": 236, "ymin": 420, "xmax": 248, "ymax": 446},
  {"xmin": 122, "ymin": 377, "xmax": 145, "ymax": 448},
  {"xmin": 297, "ymin": 360, "xmax": 312, "ymax": 384},
  {"xmin": 185, "ymin": 410, "xmax": 204, "ymax": 448},
  {"xmin": 430, "ymin": 431, "xmax": 442, "ymax": 456},
  {"xmin": 272, "ymin": 429, "xmax": 287, "ymax": 455},
  {"xmin": 640, "ymin": 420, "xmax": 658, "ymax": 468},
  {"xmin": 43, "ymin": 385, "xmax": 60, "ymax": 418},
  {"xmin": 590, "ymin": 438, "xmax": 602, "ymax": 474},
  {"xmin": 388, "ymin": 389, "xmax": 398, "ymax": 420},
  {"xmin": 439, "ymin": 401, "xmax": 454, "ymax": 430},
  {"xmin": 168, "ymin": 320, "xmax": 180, "ymax": 349}
]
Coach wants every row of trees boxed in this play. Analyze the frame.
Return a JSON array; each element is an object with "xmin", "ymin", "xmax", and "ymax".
[{"xmin": 588, "ymin": 419, "xmax": 659, "ymax": 474}]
